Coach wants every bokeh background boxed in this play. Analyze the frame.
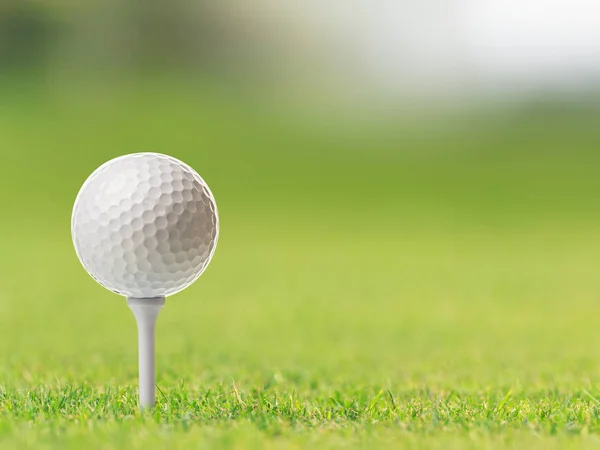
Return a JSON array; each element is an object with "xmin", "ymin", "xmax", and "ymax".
[{"xmin": 1, "ymin": 0, "xmax": 600, "ymax": 445}]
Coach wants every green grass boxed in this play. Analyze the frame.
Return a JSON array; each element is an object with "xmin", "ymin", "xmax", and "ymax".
[{"xmin": 2, "ymin": 79, "xmax": 600, "ymax": 448}]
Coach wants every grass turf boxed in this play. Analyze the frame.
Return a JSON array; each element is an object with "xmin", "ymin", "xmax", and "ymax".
[{"xmin": 1, "ymin": 80, "xmax": 600, "ymax": 448}]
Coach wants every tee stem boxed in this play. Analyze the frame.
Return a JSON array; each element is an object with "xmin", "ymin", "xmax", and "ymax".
[{"xmin": 127, "ymin": 296, "xmax": 165, "ymax": 410}]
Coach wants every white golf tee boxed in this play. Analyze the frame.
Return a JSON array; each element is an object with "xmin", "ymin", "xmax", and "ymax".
[{"xmin": 127, "ymin": 296, "xmax": 165, "ymax": 409}]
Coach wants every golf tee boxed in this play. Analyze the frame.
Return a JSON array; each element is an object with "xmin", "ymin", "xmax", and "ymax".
[{"xmin": 127, "ymin": 296, "xmax": 165, "ymax": 409}]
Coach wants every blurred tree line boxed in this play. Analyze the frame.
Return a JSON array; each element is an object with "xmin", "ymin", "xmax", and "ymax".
[
  {"xmin": 0, "ymin": 0, "xmax": 240, "ymax": 73},
  {"xmin": 0, "ymin": 2, "xmax": 56, "ymax": 70}
]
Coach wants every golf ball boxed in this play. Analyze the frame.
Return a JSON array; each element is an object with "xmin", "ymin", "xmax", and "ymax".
[{"xmin": 71, "ymin": 153, "xmax": 219, "ymax": 298}]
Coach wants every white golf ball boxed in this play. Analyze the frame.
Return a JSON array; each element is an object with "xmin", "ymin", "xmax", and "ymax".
[{"xmin": 72, "ymin": 153, "xmax": 219, "ymax": 298}]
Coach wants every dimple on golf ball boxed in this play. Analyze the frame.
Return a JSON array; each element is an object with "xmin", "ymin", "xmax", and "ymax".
[{"xmin": 71, "ymin": 153, "xmax": 219, "ymax": 298}]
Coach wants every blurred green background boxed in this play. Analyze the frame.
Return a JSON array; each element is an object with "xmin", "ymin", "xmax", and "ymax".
[{"xmin": 2, "ymin": 1, "xmax": 600, "ymax": 448}]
